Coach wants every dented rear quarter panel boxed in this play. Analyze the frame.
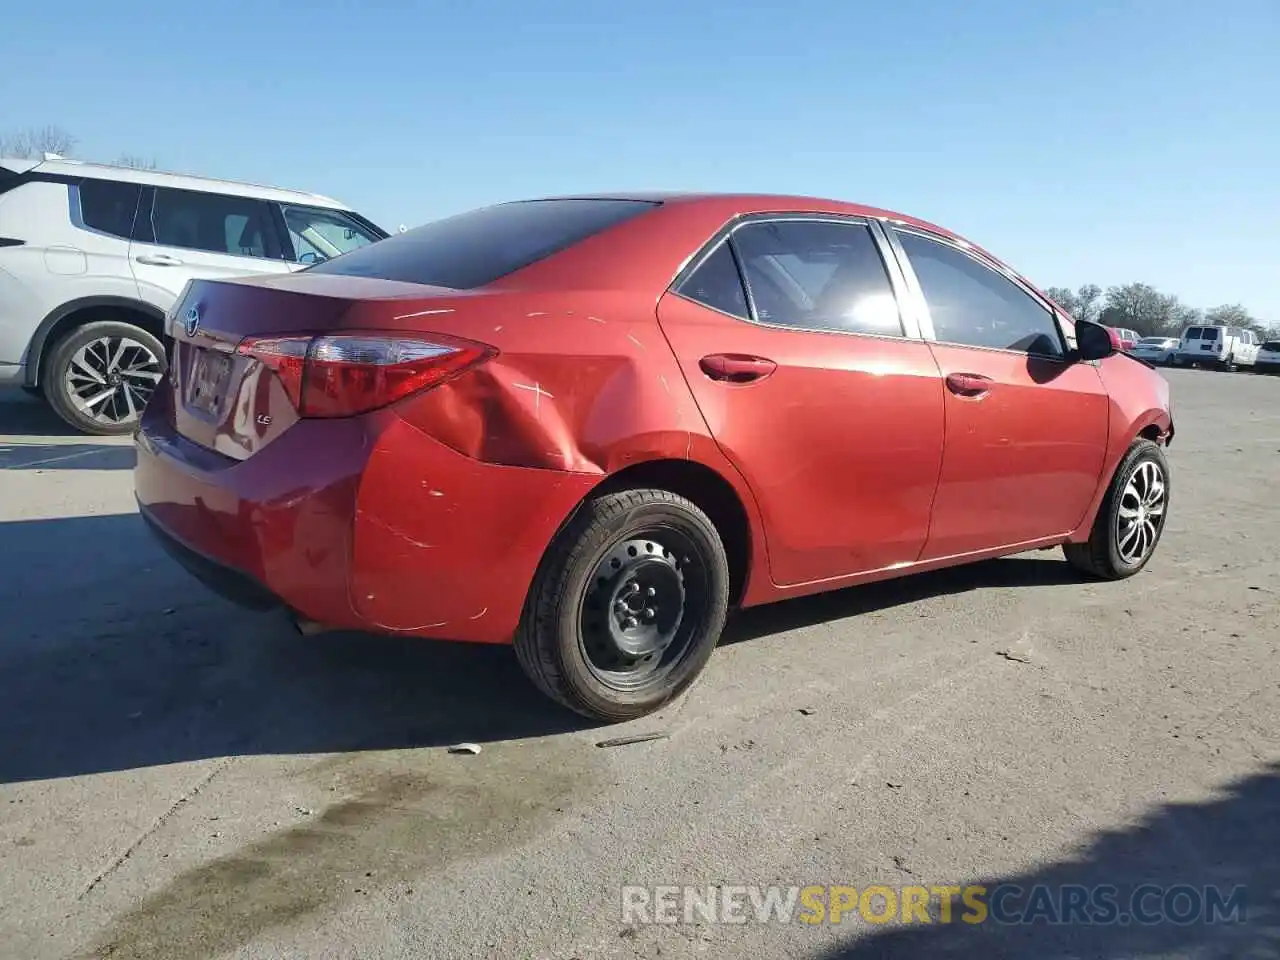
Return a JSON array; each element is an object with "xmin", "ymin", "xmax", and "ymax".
[
  {"xmin": 374, "ymin": 290, "xmax": 710, "ymax": 473},
  {"xmin": 345, "ymin": 287, "xmax": 777, "ymax": 638}
]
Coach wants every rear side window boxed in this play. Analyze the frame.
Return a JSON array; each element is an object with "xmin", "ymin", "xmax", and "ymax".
[
  {"xmin": 676, "ymin": 242, "xmax": 749, "ymax": 318},
  {"xmin": 307, "ymin": 198, "xmax": 659, "ymax": 289},
  {"xmin": 148, "ymin": 187, "xmax": 276, "ymax": 259},
  {"xmin": 75, "ymin": 179, "xmax": 142, "ymax": 239},
  {"xmin": 729, "ymin": 219, "xmax": 903, "ymax": 336}
]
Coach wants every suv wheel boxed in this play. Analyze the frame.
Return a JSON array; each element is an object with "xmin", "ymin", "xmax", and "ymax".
[{"xmin": 43, "ymin": 321, "xmax": 167, "ymax": 436}]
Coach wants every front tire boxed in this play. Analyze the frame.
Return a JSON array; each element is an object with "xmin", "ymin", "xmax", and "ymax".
[
  {"xmin": 515, "ymin": 488, "xmax": 731, "ymax": 722},
  {"xmin": 42, "ymin": 321, "xmax": 166, "ymax": 436},
  {"xmin": 1064, "ymin": 438, "xmax": 1170, "ymax": 580}
]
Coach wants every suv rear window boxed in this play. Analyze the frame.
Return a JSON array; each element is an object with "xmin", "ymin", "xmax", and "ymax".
[
  {"xmin": 1263, "ymin": 340, "xmax": 1280, "ymax": 351},
  {"xmin": 76, "ymin": 179, "xmax": 142, "ymax": 239},
  {"xmin": 306, "ymin": 198, "xmax": 660, "ymax": 289}
]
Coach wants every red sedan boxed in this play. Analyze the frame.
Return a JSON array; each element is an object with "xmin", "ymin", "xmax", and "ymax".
[{"xmin": 135, "ymin": 194, "xmax": 1174, "ymax": 721}]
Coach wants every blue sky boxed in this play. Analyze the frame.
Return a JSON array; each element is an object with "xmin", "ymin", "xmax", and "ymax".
[{"xmin": 4, "ymin": 0, "xmax": 1277, "ymax": 320}]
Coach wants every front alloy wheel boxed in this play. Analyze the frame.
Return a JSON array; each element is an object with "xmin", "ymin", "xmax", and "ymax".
[
  {"xmin": 1065, "ymin": 438, "xmax": 1171, "ymax": 580},
  {"xmin": 1114, "ymin": 460, "xmax": 1166, "ymax": 566}
]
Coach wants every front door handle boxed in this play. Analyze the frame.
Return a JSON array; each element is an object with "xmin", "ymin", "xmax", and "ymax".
[
  {"xmin": 135, "ymin": 253, "xmax": 184, "ymax": 266},
  {"xmin": 699, "ymin": 353, "xmax": 778, "ymax": 383},
  {"xmin": 945, "ymin": 372, "xmax": 993, "ymax": 398}
]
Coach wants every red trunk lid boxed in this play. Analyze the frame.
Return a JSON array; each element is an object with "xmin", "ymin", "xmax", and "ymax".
[{"xmin": 166, "ymin": 273, "xmax": 463, "ymax": 460}]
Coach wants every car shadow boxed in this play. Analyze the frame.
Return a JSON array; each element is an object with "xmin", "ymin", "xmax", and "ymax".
[
  {"xmin": 0, "ymin": 390, "xmax": 83, "ymax": 437},
  {"xmin": 722, "ymin": 555, "xmax": 1079, "ymax": 645},
  {"xmin": 0, "ymin": 512, "xmax": 1080, "ymax": 785},
  {"xmin": 809, "ymin": 762, "xmax": 1280, "ymax": 959},
  {"xmin": 0, "ymin": 441, "xmax": 136, "ymax": 470}
]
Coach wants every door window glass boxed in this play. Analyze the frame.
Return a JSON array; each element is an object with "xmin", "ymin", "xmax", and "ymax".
[
  {"xmin": 281, "ymin": 205, "xmax": 383, "ymax": 264},
  {"xmin": 728, "ymin": 220, "xmax": 903, "ymax": 336},
  {"xmin": 896, "ymin": 230, "xmax": 1065, "ymax": 357},
  {"xmin": 150, "ymin": 188, "xmax": 274, "ymax": 258}
]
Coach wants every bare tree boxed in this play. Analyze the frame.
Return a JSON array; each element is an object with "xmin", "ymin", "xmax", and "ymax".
[
  {"xmin": 1074, "ymin": 284, "xmax": 1102, "ymax": 325},
  {"xmin": 1043, "ymin": 284, "xmax": 1102, "ymax": 324},
  {"xmin": 1099, "ymin": 283, "xmax": 1195, "ymax": 337},
  {"xmin": 1203, "ymin": 303, "xmax": 1263, "ymax": 333},
  {"xmin": 114, "ymin": 154, "xmax": 159, "ymax": 170},
  {"xmin": 1044, "ymin": 286, "xmax": 1078, "ymax": 317},
  {"xmin": 0, "ymin": 125, "xmax": 77, "ymax": 158}
]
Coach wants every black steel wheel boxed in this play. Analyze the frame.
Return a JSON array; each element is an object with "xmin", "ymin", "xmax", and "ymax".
[{"xmin": 515, "ymin": 488, "xmax": 730, "ymax": 722}]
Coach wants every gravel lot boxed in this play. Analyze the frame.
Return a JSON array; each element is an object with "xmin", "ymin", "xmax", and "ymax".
[{"xmin": 1, "ymin": 368, "xmax": 1276, "ymax": 960}]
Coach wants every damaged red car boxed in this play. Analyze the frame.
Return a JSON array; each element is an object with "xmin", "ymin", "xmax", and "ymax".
[{"xmin": 135, "ymin": 194, "xmax": 1174, "ymax": 721}]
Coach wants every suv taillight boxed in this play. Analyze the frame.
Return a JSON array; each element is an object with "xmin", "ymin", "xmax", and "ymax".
[{"xmin": 236, "ymin": 332, "xmax": 494, "ymax": 417}]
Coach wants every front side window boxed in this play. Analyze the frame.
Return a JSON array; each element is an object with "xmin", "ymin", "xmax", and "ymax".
[
  {"xmin": 281, "ymin": 205, "xmax": 382, "ymax": 264},
  {"xmin": 728, "ymin": 219, "xmax": 903, "ymax": 336},
  {"xmin": 76, "ymin": 179, "xmax": 141, "ymax": 239},
  {"xmin": 676, "ymin": 242, "xmax": 749, "ymax": 318},
  {"xmin": 149, "ymin": 188, "xmax": 275, "ymax": 258},
  {"xmin": 895, "ymin": 231, "xmax": 1064, "ymax": 357},
  {"xmin": 308, "ymin": 198, "xmax": 659, "ymax": 289}
]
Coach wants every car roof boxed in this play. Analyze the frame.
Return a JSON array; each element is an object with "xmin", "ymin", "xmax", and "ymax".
[
  {"xmin": 529, "ymin": 190, "xmax": 996, "ymax": 254},
  {"xmin": 2, "ymin": 155, "xmax": 351, "ymax": 209}
]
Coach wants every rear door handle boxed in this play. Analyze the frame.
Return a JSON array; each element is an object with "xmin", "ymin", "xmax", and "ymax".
[
  {"xmin": 135, "ymin": 253, "xmax": 184, "ymax": 266},
  {"xmin": 699, "ymin": 353, "xmax": 778, "ymax": 383},
  {"xmin": 945, "ymin": 372, "xmax": 993, "ymax": 398}
]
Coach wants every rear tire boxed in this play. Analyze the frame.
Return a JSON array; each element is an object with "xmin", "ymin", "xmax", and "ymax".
[
  {"xmin": 515, "ymin": 488, "xmax": 730, "ymax": 723},
  {"xmin": 1064, "ymin": 438, "xmax": 1170, "ymax": 580},
  {"xmin": 43, "ymin": 321, "xmax": 166, "ymax": 436}
]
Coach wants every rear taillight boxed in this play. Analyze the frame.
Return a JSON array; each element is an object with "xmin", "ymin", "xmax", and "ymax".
[{"xmin": 236, "ymin": 332, "xmax": 493, "ymax": 418}]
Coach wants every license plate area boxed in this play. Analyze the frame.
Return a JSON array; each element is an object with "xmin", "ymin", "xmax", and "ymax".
[{"xmin": 188, "ymin": 349, "xmax": 232, "ymax": 415}]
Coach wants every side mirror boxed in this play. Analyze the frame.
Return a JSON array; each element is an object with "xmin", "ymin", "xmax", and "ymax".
[{"xmin": 1076, "ymin": 319, "xmax": 1117, "ymax": 362}]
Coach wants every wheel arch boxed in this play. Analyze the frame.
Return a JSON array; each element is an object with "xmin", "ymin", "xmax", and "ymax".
[
  {"xmin": 26, "ymin": 296, "xmax": 167, "ymax": 387},
  {"xmin": 1067, "ymin": 409, "xmax": 1173, "ymax": 544},
  {"xmin": 546, "ymin": 456, "xmax": 765, "ymax": 608}
]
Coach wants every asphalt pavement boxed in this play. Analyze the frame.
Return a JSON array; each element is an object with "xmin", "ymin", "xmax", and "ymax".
[{"xmin": 0, "ymin": 368, "xmax": 1276, "ymax": 959}]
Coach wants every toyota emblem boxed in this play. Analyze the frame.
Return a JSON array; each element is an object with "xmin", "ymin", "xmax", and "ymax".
[{"xmin": 184, "ymin": 305, "xmax": 201, "ymax": 338}]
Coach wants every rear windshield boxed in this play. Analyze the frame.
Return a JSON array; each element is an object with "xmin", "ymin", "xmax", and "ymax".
[
  {"xmin": 306, "ymin": 198, "xmax": 660, "ymax": 289},
  {"xmin": 1263, "ymin": 341, "xmax": 1280, "ymax": 351},
  {"xmin": 1201, "ymin": 327, "xmax": 1220, "ymax": 339},
  {"xmin": 1138, "ymin": 337, "xmax": 1167, "ymax": 345}
]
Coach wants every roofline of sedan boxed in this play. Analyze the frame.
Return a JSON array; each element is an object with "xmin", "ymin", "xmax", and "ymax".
[{"xmin": 507, "ymin": 189, "xmax": 985, "ymax": 251}]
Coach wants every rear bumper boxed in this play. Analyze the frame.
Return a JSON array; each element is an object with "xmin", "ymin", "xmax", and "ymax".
[
  {"xmin": 140, "ymin": 505, "xmax": 281, "ymax": 610},
  {"xmin": 1257, "ymin": 360, "xmax": 1280, "ymax": 374},
  {"xmin": 134, "ymin": 386, "xmax": 599, "ymax": 643}
]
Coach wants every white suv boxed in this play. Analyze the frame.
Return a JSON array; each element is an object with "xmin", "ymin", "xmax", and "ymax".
[{"xmin": 0, "ymin": 156, "xmax": 387, "ymax": 434}]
